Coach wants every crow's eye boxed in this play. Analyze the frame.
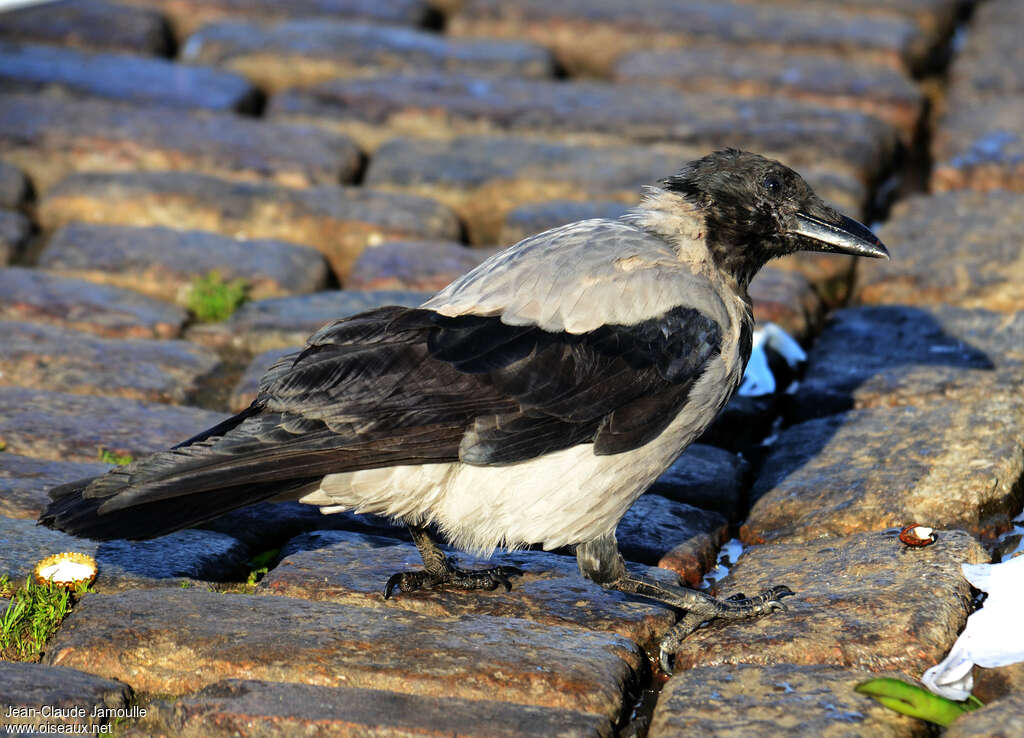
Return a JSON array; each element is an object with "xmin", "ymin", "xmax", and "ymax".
[{"xmin": 763, "ymin": 174, "xmax": 783, "ymax": 197}]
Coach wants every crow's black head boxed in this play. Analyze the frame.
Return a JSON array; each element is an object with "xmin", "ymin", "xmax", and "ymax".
[{"xmin": 663, "ymin": 149, "xmax": 888, "ymax": 287}]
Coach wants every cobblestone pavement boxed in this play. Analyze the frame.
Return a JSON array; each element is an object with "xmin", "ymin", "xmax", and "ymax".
[{"xmin": 1, "ymin": 0, "xmax": 1022, "ymax": 735}]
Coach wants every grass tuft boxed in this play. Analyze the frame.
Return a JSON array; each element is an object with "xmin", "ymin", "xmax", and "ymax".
[
  {"xmin": 185, "ymin": 270, "xmax": 249, "ymax": 323},
  {"xmin": 0, "ymin": 574, "xmax": 90, "ymax": 661},
  {"xmin": 98, "ymin": 446, "xmax": 134, "ymax": 466}
]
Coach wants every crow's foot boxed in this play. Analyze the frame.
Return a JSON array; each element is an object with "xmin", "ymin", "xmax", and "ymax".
[
  {"xmin": 657, "ymin": 585, "xmax": 794, "ymax": 674},
  {"xmin": 383, "ymin": 559, "xmax": 523, "ymax": 599}
]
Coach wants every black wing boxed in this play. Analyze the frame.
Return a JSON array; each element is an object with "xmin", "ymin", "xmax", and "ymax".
[{"xmin": 42, "ymin": 305, "xmax": 722, "ymax": 538}]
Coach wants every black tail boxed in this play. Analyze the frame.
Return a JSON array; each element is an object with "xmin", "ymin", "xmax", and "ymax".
[
  {"xmin": 37, "ymin": 403, "xmax": 319, "ymax": 541},
  {"xmin": 39, "ymin": 475, "xmax": 319, "ymax": 541}
]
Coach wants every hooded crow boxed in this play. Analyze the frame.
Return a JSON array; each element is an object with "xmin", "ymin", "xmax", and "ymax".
[{"xmin": 40, "ymin": 149, "xmax": 888, "ymax": 669}]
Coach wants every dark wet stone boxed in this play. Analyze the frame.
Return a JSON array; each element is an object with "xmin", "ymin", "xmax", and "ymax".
[
  {"xmin": 616, "ymin": 494, "xmax": 727, "ymax": 573},
  {"xmin": 946, "ymin": 0, "xmax": 1024, "ymax": 104},
  {"xmin": 972, "ymin": 661, "xmax": 1024, "ymax": 705},
  {"xmin": 154, "ymin": 679, "xmax": 613, "ymax": 738},
  {"xmin": 697, "ymin": 393, "xmax": 778, "ymax": 454},
  {"xmin": 122, "ymin": 0, "xmax": 433, "ymax": 39},
  {"xmin": 0, "ymin": 662, "xmax": 131, "ymax": 730},
  {"xmin": 670, "ymin": 530, "xmax": 987, "ymax": 673},
  {"xmin": 743, "ymin": 397, "xmax": 1024, "ymax": 544},
  {"xmin": 0, "ymin": 209, "xmax": 30, "ymax": 265},
  {"xmin": 346, "ymin": 240, "xmax": 493, "ymax": 291},
  {"xmin": 499, "ymin": 201, "xmax": 631, "ymax": 246},
  {"xmin": 263, "ymin": 528, "xmax": 677, "ymax": 651},
  {"xmin": 0, "ymin": 386, "xmax": 227, "ymax": 463},
  {"xmin": 615, "ymin": 47, "xmax": 923, "ymax": 141},
  {"xmin": 182, "ymin": 20, "xmax": 554, "ymax": 92},
  {"xmin": 859, "ymin": 191, "xmax": 1024, "ymax": 310},
  {"xmin": 0, "ymin": 320, "xmax": 222, "ymax": 404},
  {"xmin": 40, "ymin": 223, "xmax": 329, "ymax": 302},
  {"xmin": 187, "ymin": 289, "xmax": 430, "ymax": 353},
  {"xmin": 200, "ymin": 502, "xmax": 409, "ymax": 549},
  {"xmin": 39, "ymin": 171, "xmax": 462, "ymax": 278},
  {"xmin": 931, "ymin": 99, "xmax": 1024, "ymax": 193},
  {"xmin": 0, "ymin": 267, "xmax": 186, "ymax": 339},
  {"xmin": 0, "ymin": 160, "xmax": 29, "ymax": 209},
  {"xmin": 789, "ymin": 305, "xmax": 1024, "ymax": 423},
  {"xmin": 46, "ymin": 588, "xmax": 645, "ymax": 720},
  {"xmin": 0, "ymin": 41, "xmax": 259, "ymax": 112},
  {"xmin": 0, "ymin": 93, "xmax": 361, "ymax": 194},
  {"xmin": 0, "ymin": 0, "xmax": 172, "ymax": 56},
  {"xmin": 648, "ymin": 663, "xmax": 920, "ymax": 737},
  {"xmin": 945, "ymin": 690, "xmax": 1024, "ymax": 738},
  {"xmin": 749, "ymin": 266, "xmax": 821, "ymax": 340},
  {"xmin": 267, "ymin": 73, "xmax": 898, "ymax": 184},
  {"xmin": 0, "ymin": 516, "xmax": 249, "ymax": 591},
  {"xmin": 365, "ymin": 136, "xmax": 672, "ymax": 244},
  {"xmin": 448, "ymin": 0, "xmax": 926, "ymax": 77},
  {"xmin": 648, "ymin": 443, "xmax": 749, "ymax": 522},
  {"xmin": 0, "ymin": 453, "xmax": 110, "ymax": 520}
]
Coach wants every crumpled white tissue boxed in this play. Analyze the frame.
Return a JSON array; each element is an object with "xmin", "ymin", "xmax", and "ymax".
[
  {"xmin": 922, "ymin": 555, "xmax": 1024, "ymax": 701},
  {"xmin": 738, "ymin": 322, "xmax": 807, "ymax": 397}
]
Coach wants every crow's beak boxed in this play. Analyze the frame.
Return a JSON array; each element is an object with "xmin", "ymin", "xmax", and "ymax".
[{"xmin": 791, "ymin": 211, "xmax": 890, "ymax": 259}]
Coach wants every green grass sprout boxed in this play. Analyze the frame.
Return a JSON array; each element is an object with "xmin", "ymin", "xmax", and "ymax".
[{"xmin": 185, "ymin": 270, "xmax": 249, "ymax": 323}]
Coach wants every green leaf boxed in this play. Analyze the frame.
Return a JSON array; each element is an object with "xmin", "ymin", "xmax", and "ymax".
[{"xmin": 855, "ymin": 677, "xmax": 982, "ymax": 727}]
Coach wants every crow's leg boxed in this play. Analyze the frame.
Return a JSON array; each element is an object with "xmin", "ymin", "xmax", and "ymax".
[
  {"xmin": 383, "ymin": 525, "xmax": 523, "ymax": 598},
  {"xmin": 576, "ymin": 534, "xmax": 793, "ymax": 673}
]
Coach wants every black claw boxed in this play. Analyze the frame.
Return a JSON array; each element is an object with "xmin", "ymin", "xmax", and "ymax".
[
  {"xmin": 383, "ymin": 573, "xmax": 404, "ymax": 600},
  {"xmin": 659, "ymin": 648, "xmax": 674, "ymax": 676}
]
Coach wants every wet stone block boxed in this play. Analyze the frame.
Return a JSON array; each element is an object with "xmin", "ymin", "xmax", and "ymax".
[
  {"xmin": 267, "ymin": 72, "xmax": 898, "ymax": 183},
  {"xmin": 120, "ymin": 0, "xmax": 433, "ymax": 39},
  {"xmin": 0, "ymin": 42, "xmax": 258, "ymax": 112},
  {"xmin": 648, "ymin": 443, "xmax": 749, "ymax": 523},
  {"xmin": 0, "ymin": 662, "xmax": 131, "ymax": 730},
  {"xmin": 0, "ymin": 267, "xmax": 186, "ymax": 339},
  {"xmin": 0, "ymin": 209, "xmax": 30, "ymax": 265},
  {"xmin": 0, "ymin": 0, "xmax": 172, "ymax": 55},
  {"xmin": 38, "ymin": 172, "xmax": 462, "ymax": 278},
  {"xmin": 648, "ymin": 663, "xmax": 919, "ymax": 738},
  {"xmin": 448, "ymin": 0, "xmax": 925, "ymax": 78},
  {"xmin": 789, "ymin": 305, "xmax": 1024, "ymax": 422},
  {"xmin": 40, "ymin": 223, "xmax": 329, "ymax": 302},
  {"xmin": 749, "ymin": 266, "xmax": 821, "ymax": 340},
  {"xmin": 669, "ymin": 530, "xmax": 987, "ymax": 674},
  {"xmin": 743, "ymin": 397, "xmax": 1024, "ymax": 544},
  {"xmin": 46, "ymin": 588, "xmax": 645, "ymax": 721},
  {"xmin": 499, "ymin": 201, "xmax": 631, "ymax": 246},
  {"xmin": 859, "ymin": 191, "xmax": 1024, "ymax": 311},
  {"xmin": 187, "ymin": 289, "xmax": 430, "ymax": 354},
  {"xmin": 615, "ymin": 47, "xmax": 923, "ymax": 141},
  {"xmin": 0, "ymin": 320, "xmax": 222, "ymax": 404},
  {"xmin": 0, "ymin": 160, "xmax": 29, "ymax": 209},
  {"xmin": 0, "ymin": 453, "xmax": 110, "ymax": 520},
  {"xmin": 262, "ymin": 529, "xmax": 677, "ymax": 651},
  {"xmin": 182, "ymin": 20, "xmax": 554, "ymax": 92},
  {"xmin": 616, "ymin": 494, "xmax": 726, "ymax": 573},
  {"xmin": 346, "ymin": 240, "xmax": 493, "ymax": 292},
  {"xmin": 0, "ymin": 516, "xmax": 249, "ymax": 591},
  {"xmin": 931, "ymin": 99, "xmax": 1024, "ymax": 193},
  {"xmin": 364, "ymin": 136, "xmax": 673, "ymax": 245},
  {"xmin": 944, "ymin": 691, "xmax": 1024, "ymax": 738},
  {"xmin": 0, "ymin": 386, "xmax": 227, "ymax": 463},
  {"xmin": 0, "ymin": 94, "xmax": 361, "ymax": 193},
  {"xmin": 155, "ymin": 679, "xmax": 613, "ymax": 738},
  {"xmin": 945, "ymin": 0, "xmax": 1024, "ymax": 103}
]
